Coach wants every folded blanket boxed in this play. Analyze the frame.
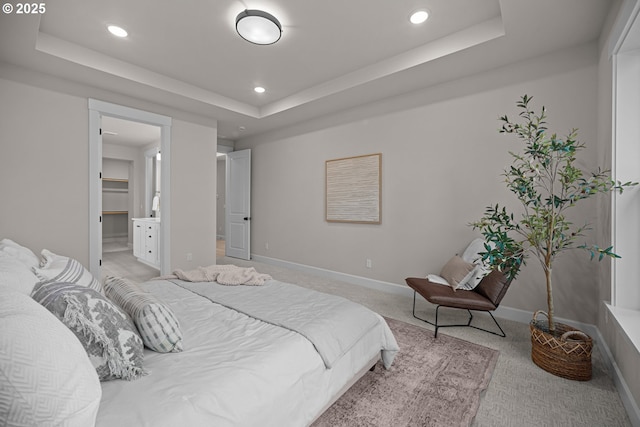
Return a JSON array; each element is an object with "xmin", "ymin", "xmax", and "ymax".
[{"xmin": 162, "ymin": 265, "xmax": 272, "ymax": 286}]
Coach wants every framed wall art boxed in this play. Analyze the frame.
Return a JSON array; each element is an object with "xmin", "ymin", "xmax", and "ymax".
[{"xmin": 325, "ymin": 153, "xmax": 381, "ymax": 224}]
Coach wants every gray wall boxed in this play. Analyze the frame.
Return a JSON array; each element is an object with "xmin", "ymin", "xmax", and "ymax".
[
  {"xmin": 0, "ymin": 77, "xmax": 218, "ymax": 271},
  {"xmin": 238, "ymin": 42, "xmax": 602, "ymax": 325}
]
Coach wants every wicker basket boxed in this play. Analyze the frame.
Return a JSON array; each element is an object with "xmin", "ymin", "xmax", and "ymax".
[{"xmin": 530, "ymin": 310, "xmax": 593, "ymax": 381}]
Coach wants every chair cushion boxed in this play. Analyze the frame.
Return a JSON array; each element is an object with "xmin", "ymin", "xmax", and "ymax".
[
  {"xmin": 474, "ymin": 269, "xmax": 510, "ymax": 307},
  {"xmin": 405, "ymin": 277, "xmax": 497, "ymax": 311}
]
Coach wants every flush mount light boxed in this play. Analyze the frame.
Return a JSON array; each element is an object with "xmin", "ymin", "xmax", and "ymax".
[
  {"xmin": 410, "ymin": 10, "xmax": 429, "ymax": 24},
  {"xmin": 254, "ymin": 86, "xmax": 266, "ymax": 93},
  {"xmin": 107, "ymin": 25, "xmax": 128, "ymax": 38},
  {"xmin": 236, "ymin": 9, "xmax": 282, "ymax": 45}
]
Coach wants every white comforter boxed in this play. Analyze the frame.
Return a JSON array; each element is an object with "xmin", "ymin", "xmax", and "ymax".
[{"xmin": 96, "ymin": 278, "xmax": 399, "ymax": 427}]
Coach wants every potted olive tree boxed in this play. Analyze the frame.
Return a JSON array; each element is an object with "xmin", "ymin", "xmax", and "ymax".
[{"xmin": 471, "ymin": 95, "xmax": 636, "ymax": 381}]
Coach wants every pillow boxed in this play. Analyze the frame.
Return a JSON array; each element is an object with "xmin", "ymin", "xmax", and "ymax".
[
  {"xmin": 0, "ymin": 238, "xmax": 40, "ymax": 269},
  {"xmin": 460, "ymin": 238, "xmax": 494, "ymax": 290},
  {"xmin": 104, "ymin": 276, "xmax": 183, "ymax": 353},
  {"xmin": 0, "ymin": 255, "xmax": 39, "ymax": 295},
  {"xmin": 31, "ymin": 281, "xmax": 146, "ymax": 381},
  {"xmin": 33, "ymin": 249, "xmax": 103, "ymax": 294},
  {"xmin": 426, "ymin": 274, "xmax": 450, "ymax": 286},
  {"xmin": 0, "ymin": 291, "xmax": 101, "ymax": 426},
  {"xmin": 439, "ymin": 255, "xmax": 477, "ymax": 291}
]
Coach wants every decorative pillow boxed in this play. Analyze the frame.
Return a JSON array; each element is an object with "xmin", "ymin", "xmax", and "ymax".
[
  {"xmin": 426, "ymin": 274, "xmax": 450, "ymax": 286},
  {"xmin": 0, "ymin": 255, "xmax": 39, "ymax": 295},
  {"xmin": 31, "ymin": 281, "xmax": 146, "ymax": 381},
  {"xmin": 33, "ymin": 249, "xmax": 103, "ymax": 294},
  {"xmin": 0, "ymin": 291, "xmax": 102, "ymax": 426},
  {"xmin": 0, "ymin": 238, "xmax": 40, "ymax": 269},
  {"xmin": 439, "ymin": 255, "xmax": 477, "ymax": 291},
  {"xmin": 460, "ymin": 238, "xmax": 494, "ymax": 290},
  {"xmin": 104, "ymin": 276, "xmax": 183, "ymax": 353}
]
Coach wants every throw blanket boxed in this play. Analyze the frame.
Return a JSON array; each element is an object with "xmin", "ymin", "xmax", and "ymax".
[
  {"xmin": 168, "ymin": 279, "xmax": 399, "ymax": 369},
  {"xmin": 163, "ymin": 265, "xmax": 272, "ymax": 286}
]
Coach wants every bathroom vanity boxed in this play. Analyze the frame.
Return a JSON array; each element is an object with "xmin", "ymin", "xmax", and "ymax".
[{"xmin": 132, "ymin": 218, "xmax": 160, "ymax": 269}]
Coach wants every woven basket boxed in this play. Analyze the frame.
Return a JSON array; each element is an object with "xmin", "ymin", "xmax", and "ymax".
[{"xmin": 530, "ymin": 310, "xmax": 593, "ymax": 381}]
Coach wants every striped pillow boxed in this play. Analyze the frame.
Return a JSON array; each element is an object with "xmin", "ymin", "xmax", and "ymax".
[
  {"xmin": 33, "ymin": 250, "xmax": 103, "ymax": 294},
  {"xmin": 104, "ymin": 277, "xmax": 183, "ymax": 353}
]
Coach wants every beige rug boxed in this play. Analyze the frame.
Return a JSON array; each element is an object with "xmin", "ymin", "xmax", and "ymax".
[{"xmin": 313, "ymin": 318, "xmax": 499, "ymax": 427}]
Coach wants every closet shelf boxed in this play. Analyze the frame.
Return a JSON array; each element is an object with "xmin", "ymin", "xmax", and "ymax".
[
  {"xmin": 103, "ymin": 211, "xmax": 128, "ymax": 215},
  {"xmin": 102, "ymin": 177, "xmax": 128, "ymax": 183}
]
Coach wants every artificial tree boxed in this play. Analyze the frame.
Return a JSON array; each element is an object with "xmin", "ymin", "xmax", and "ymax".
[{"xmin": 471, "ymin": 94, "xmax": 635, "ymax": 334}]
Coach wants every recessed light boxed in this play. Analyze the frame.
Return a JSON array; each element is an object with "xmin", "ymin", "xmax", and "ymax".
[
  {"xmin": 254, "ymin": 86, "xmax": 266, "ymax": 93},
  {"xmin": 107, "ymin": 25, "xmax": 128, "ymax": 38},
  {"xmin": 410, "ymin": 10, "xmax": 429, "ymax": 25}
]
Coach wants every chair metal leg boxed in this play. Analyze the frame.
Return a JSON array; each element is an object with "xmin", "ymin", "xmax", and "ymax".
[{"xmin": 412, "ymin": 291, "xmax": 506, "ymax": 338}]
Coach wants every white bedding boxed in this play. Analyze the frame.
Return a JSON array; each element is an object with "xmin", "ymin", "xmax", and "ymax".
[{"xmin": 97, "ymin": 279, "xmax": 399, "ymax": 427}]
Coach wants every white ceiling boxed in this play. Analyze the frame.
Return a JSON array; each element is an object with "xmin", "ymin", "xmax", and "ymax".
[
  {"xmin": 102, "ymin": 116, "xmax": 161, "ymax": 147},
  {"xmin": 0, "ymin": 0, "xmax": 615, "ymax": 141}
]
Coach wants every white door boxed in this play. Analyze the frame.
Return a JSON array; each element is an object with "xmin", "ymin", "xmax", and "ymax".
[{"xmin": 225, "ymin": 149, "xmax": 251, "ymax": 260}]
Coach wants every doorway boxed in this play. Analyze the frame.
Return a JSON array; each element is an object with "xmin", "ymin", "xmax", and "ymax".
[
  {"xmin": 216, "ymin": 152, "xmax": 227, "ymax": 259},
  {"xmin": 88, "ymin": 99, "xmax": 172, "ymax": 280},
  {"xmin": 100, "ymin": 118, "xmax": 162, "ymax": 283}
]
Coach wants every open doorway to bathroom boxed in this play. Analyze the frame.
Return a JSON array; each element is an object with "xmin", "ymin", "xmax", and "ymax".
[{"xmin": 100, "ymin": 116, "xmax": 162, "ymax": 283}]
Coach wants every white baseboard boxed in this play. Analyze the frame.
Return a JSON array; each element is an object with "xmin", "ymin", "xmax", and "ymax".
[
  {"xmin": 251, "ymin": 254, "xmax": 414, "ymax": 298},
  {"xmin": 251, "ymin": 253, "xmax": 640, "ymax": 426}
]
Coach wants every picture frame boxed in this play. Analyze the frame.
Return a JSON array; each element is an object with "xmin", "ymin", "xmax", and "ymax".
[{"xmin": 325, "ymin": 153, "xmax": 381, "ymax": 224}]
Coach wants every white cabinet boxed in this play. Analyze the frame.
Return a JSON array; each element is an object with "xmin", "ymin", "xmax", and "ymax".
[{"xmin": 132, "ymin": 218, "xmax": 160, "ymax": 269}]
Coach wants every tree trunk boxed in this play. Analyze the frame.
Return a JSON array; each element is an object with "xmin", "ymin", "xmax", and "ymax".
[{"xmin": 545, "ymin": 265, "xmax": 555, "ymax": 333}]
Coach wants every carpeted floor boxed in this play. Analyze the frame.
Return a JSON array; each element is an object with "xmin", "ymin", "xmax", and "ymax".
[
  {"xmin": 106, "ymin": 250, "xmax": 632, "ymax": 426},
  {"xmin": 313, "ymin": 317, "xmax": 499, "ymax": 427},
  {"xmin": 215, "ymin": 256, "xmax": 632, "ymax": 427}
]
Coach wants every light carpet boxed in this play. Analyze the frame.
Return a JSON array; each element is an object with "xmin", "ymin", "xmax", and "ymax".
[
  {"xmin": 114, "ymin": 252, "xmax": 632, "ymax": 426},
  {"xmin": 313, "ymin": 318, "xmax": 499, "ymax": 427}
]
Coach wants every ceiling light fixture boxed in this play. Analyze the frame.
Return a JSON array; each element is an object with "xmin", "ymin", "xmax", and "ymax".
[
  {"xmin": 236, "ymin": 9, "xmax": 282, "ymax": 45},
  {"xmin": 254, "ymin": 86, "xmax": 266, "ymax": 93},
  {"xmin": 409, "ymin": 10, "xmax": 429, "ymax": 25},
  {"xmin": 107, "ymin": 25, "xmax": 128, "ymax": 38}
]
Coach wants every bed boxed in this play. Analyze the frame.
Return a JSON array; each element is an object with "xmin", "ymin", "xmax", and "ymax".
[{"xmin": 0, "ymin": 239, "xmax": 399, "ymax": 427}]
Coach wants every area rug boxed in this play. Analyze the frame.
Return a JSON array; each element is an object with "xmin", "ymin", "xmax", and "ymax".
[{"xmin": 312, "ymin": 318, "xmax": 499, "ymax": 427}]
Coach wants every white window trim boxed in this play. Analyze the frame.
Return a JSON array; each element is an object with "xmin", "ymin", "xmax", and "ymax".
[{"xmin": 610, "ymin": 0, "xmax": 640, "ymax": 352}]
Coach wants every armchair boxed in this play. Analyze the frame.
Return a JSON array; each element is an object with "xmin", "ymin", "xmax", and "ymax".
[{"xmin": 406, "ymin": 267, "xmax": 513, "ymax": 338}]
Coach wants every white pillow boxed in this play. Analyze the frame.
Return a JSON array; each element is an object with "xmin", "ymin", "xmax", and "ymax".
[
  {"xmin": 33, "ymin": 249, "xmax": 103, "ymax": 294},
  {"xmin": 0, "ymin": 255, "xmax": 39, "ymax": 295},
  {"xmin": 460, "ymin": 238, "xmax": 493, "ymax": 290},
  {"xmin": 426, "ymin": 274, "xmax": 450, "ymax": 286},
  {"xmin": 0, "ymin": 238, "xmax": 40, "ymax": 269},
  {"xmin": 0, "ymin": 291, "xmax": 102, "ymax": 426}
]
